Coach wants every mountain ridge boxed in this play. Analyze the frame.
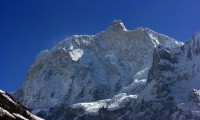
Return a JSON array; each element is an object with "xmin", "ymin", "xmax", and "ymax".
[
  {"xmin": 13, "ymin": 20, "xmax": 200, "ymax": 120},
  {"xmin": 0, "ymin": 90, "xmax": 43, "ymax": 120}
]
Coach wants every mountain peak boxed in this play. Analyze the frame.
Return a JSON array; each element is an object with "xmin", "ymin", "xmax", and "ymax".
[
  {"xmin": 106, "ymin": 20, "xmax": 127, "ymax": 32},
  {"xmin": 13, "ymin": 20, "xmax": 188, "ymax": 119}
]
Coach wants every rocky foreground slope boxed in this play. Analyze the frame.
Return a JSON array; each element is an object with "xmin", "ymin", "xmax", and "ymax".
[
  {"xmin": 0, "ymin": 90, "xmax": 43, "ymax": 120},
  {"xmin": 12, "ymin": 20, "xmax": 200, "ymax": 119}
]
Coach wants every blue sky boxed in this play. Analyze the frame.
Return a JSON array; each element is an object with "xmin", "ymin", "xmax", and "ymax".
[{"xmin": 0, "ymin": 0, "xmax": 200, "ymax": 92}]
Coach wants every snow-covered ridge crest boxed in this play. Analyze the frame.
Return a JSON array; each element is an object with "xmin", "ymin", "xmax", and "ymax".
[{"xmin": 106, "ymin": 20, "xmax": 127, "ymax": 32}]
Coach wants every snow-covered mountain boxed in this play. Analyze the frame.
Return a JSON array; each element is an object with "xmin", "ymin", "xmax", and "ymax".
[
  {"xmin": 0, "ymin": 90, "xmax": 43, "ymax": 120},
  {"xmin": 12, "ymin": 20, "xmax": 200, "ymax": 119}
]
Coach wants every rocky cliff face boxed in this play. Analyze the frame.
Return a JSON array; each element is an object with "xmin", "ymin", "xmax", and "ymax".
[
  {"xmin": 0, "ymin": 90, "xmax": 43, "ymax": 120},
  {"xmin": 14, "ymin": 20, "xmax": 200, "ymax": 120}
]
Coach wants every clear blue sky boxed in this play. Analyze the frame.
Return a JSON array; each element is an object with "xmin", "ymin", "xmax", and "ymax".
[{"xmin": 0, "ymin": 0, "xmax": 200, "ymax": 92}]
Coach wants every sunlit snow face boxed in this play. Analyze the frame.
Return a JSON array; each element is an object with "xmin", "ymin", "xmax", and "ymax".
[{"xmin": 69, "ymin": 48, "xmax": 83, "ymax": 61}]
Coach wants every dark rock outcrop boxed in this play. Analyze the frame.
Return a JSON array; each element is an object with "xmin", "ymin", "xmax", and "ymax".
[{"xmin": 0, "ymin": 90, "xmax": 43, "ymax": 120}]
